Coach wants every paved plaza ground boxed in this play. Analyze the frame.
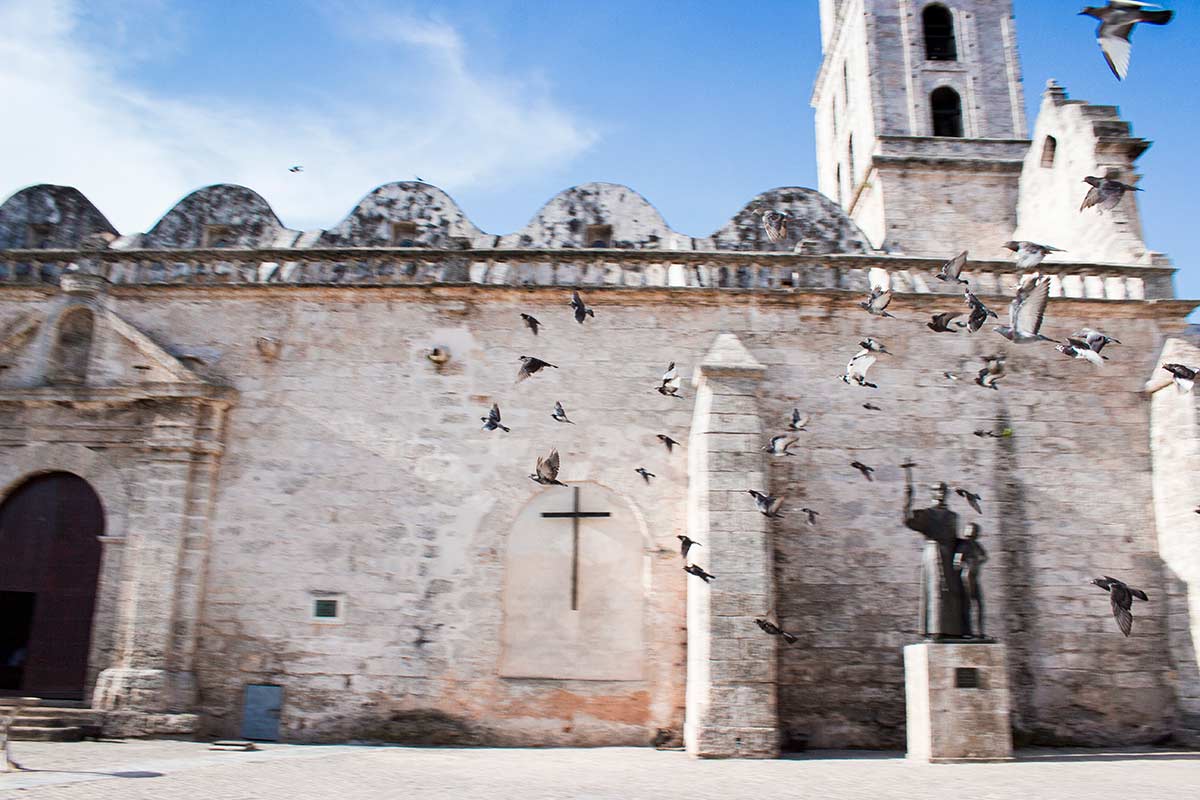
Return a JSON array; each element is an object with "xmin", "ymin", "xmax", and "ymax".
[{"xmin": 1, "ymin": 741, "xmax": 1198, "ymax": 799}]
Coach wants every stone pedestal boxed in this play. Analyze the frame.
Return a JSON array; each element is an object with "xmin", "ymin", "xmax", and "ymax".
[{"xmin": 904, "ymin": 643, "xmax": 1013, "ymax": 763}]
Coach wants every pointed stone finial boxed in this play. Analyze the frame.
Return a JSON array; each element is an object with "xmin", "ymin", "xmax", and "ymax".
[{"xmin": 1045, "ymin": 79, "xmax": 1068, "ymax": 105}]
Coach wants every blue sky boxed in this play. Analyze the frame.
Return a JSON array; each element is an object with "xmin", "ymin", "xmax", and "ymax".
[{"xmin": 1, "ymin": 0, "xmax": 1194, "ymax": 302}]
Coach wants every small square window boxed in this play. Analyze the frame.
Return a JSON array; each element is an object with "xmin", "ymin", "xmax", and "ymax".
[
  {"xmin": 202, "ymin": 224, "xmax": 238, "ymax": 248},
  {"xmin": 585, "ymin": 224, "xmax": 612, "ymax": 248},
  {"xmin": 310, "ymin": 594, "xmax": 345, "ymax": 623},
  {"xmin": 27, "ymin": 223, "xmax": 54, "ymax": 248},
  {"xmin": 391, "ymin": 221, "xmax": 419, "ymax": 247}
]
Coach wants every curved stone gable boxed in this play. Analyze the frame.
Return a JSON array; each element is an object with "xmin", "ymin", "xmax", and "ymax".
[
  {"xmin": 497, "ymin": 182, "xmax": 690, "ymax": 250},
  {"xmin": 703, "ymin": 187, "xmax": 873, "ymax": 254},
  {"xmin": 319, "ymin": 181, "xmax": 490, "ymax": 248},
  {"xmin": 142, "ymin": 184, "xmax": 297, "ymax": 249},
  {"xmin": 0, "ymin": 185, "xmax": 119, "ymax": 250}
]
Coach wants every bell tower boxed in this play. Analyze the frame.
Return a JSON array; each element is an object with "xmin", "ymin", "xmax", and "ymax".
[{"xmin": 812, "ymin": 0, "xmax": 1031, "ymax": 258}]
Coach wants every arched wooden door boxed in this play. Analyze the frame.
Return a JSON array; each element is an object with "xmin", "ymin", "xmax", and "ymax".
[{"xmin": 0, "ymin": 472, "xmax": 104, "ymax": 699}]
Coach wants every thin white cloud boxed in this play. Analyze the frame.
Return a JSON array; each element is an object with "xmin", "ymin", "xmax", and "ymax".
[{"xmin": 0, "ymin": 0, "xmax": 596, "ymax": 233}]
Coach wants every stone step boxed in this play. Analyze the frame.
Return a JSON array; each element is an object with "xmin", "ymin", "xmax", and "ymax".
[
  {"xmin": 8, "ymin": 725, "xmax": 83, "ymax": 742},
  {"xmin": 1, "ymin": 707, "xmax": 102, "ymax": 722}
]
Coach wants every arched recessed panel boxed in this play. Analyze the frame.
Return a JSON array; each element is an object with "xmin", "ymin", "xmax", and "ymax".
[
  {"xmin": 923, "ymin": 5, "xmax": 957, "ymax": 61},
  {"xmin": 931, "ymin": 87, "xmax": 964, "ymax": 138},
  {"xmin": 47, "ymin": 307, "xmax": 95, "ymax": 385},
  {"xmin": 0, "ymin": 472, "xmax": 104, "ymax": 698},
  {"xmin": 1040, "ymin": 135, "xmax": 1058, "ymax": 168}
]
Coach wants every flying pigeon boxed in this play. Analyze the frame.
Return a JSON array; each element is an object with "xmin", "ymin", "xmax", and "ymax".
[
  {"xmin": 862, "ymin": 402, "xmax": 882, "ymax": 411},
  {"xmin": 944, "ymin": 371, "xmax": 960, "ymax": 381},
  {"xmin": 677, "ymin": 535, "xmax": 701, "ymax": 559},
  {"xmin": 755, "ymin": 618, "xmax": 798, "ymax": 644},
  {"xmin": 520, "ymin": 313, "xmax": 542, "ymax": 336},
  {"xmin": 1091, "ymin": 575, "xmax": 1149, "ymax": 637},
  {"xmin": 760, "ymin": 209, "xmax": 792, "ymax": 243},
  {"xmin": 841, "ymin": 349, "xmax": 878, "ymax": 389},
  {"xmin": 800, "ymin": 507, "xmax": 820, "ymax": 526},
  {"xmin": 927, "ymin": 312, "xmax": 962, "ymax": 333},
  {"xmin": 850, "ymin": 461, "xmax": 875, "ymax": 481},
  {"xmin": 551, "ymin": 401, "xmax": 574, "ymax": 424},
  {"xmin": 288, "ymin": 165, "xmax": 303, "ymax": 173},
  {"xmin": 963, "ymin": 288, "xmax": 998, "ymax": 333},
  {"xmin": 635, "ymin": 467, "xmax": 656, "ymax": 483},
  {"xmin": 1079, "ymin": 2, "xmax": 1174, "ymax": 81},
  {"xmin": 1071, "ymin": 328, "xmax": 1121, "ymax": 353},
  {"xmin": 955, "ymin": 488, "xmax": 982, "ymax": 514},
  {"xmin": 858, "ymin": 337, "xmax": 890, "ymax": 354},
  {"xmin": 936, "ymin": 251, "xmax": 969, "ymax": 284},
  {"xmin": 995, "ymin": 274, "xmax": 1054, "ymax": 343},
  {"xmin": 748, "ymin": 489, "xmax": 785, "ymax": 517},
  {"xmin": 684, "ymin": 563, "xmax": 715, "ymax": 583},
  {"xmin": 657, "ymin": 362, "xmax": 683, "ymax": 398},
  {"xmin": 481, "ymin": 403, "xmax": 510, "ymax": 433},
  {"xmin": 517, "ymin": 355, "xmax": 559, "ymax": 382},
  {"xmin": 976, "ymin": 354, "xmax": 1006, "ymax": 390},
  {"xmin": 529, "ymin": 449, "xmax": 567, "ymax": 486},
  {"xmin": 762, "ymin": 435, "xmax": 799, "ymax": 456},
  {"xmin": 1081, "ymin": 176, "xmax": 1141, "ymax": 212},
  {"xmin": 1057, "ymin": 340, "xmax": 1106, "ymax": 366},
  {"xmin": 860, "ymin": 287, "xmax": 896, "ymax": 318},
  {"xmin": 570, "ymin": 290, "xmax": 595, "ymax": 324},
  {"xmin": 1162, "ymin": 363, "xmax": 1197, "ymax": 394},
  {"xmin": 658, "ymin": 434, "xmax": 681, "ymax": 452},
  {"xmin": 790, "ymin": 409, "xmax": 810, "ymax": 431},
  {"xmin": 974, "ymin": 429, "xmax": 999, "ymax": 438},
  {"xmin": 1004, "ymin": 241, "xmax": 1064, "ymax": 270}
]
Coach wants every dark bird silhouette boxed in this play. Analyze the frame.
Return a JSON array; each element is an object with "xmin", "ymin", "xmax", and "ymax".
[
  {"xmin": 755, "ymin": 618, "xmax": 798, "ymax": 644},
  {"xmin": 974, "ymin": 427, "xmax": 1013, "ymax": 438},
  {"xmin": 518, "ymin": 355, "xmax": 558, "ymax": 382},
  {"xmin": 1079, "ymin": 2, "xmax": 1174, "ymax": 81},
  {"xmin": 529, "ymin": 448, "xmax": 567, "ymax": 486},
  {"xmin": 762, "ymin": 435, "xmax": 799, "ymax": 456},
  {"xmin": 481, "ymin": 403, "xmax": 510, "ymax": 433},
  {"xmin": 790, "ymin": 409, "xmax": 810, "ymax": 431},
  {"xmin": 927, "ymin": 312, "xmax": 962, "ymax": 333},
  {"xmin": 635, "ymin": 467, "xmax": 656, "ymax": 483},
  {"xmin": 657, "ymin": 362, "xmax": 683, "ymax": 398},
  {"xmin": 858, "ymin": 337, "xmax": 890, "ymax": 354},
  {"xmin": 1162, "ymin": 363, "xmax": 1196, "ymax": 394},
  {"xmin": 944, "ymin": 371, "xmax": 960, "ymax": 382},
  {"xmin": 684, "ymin": 563, "xmax": 715, "ymax": 583},
  {"xmin": 963, "ymin": 288, "xmax": 998, "ymax": 333},
  {"xmin": 1091, "ymin": 575, "xmax": 1149, "ymax": 637},
  {"xmin": 551, "ymin": 401, "xmax": 574, "ymax": 424},
  {"xmin": 658, "ymin": 434, "xmax": 681, "ymax": 452},
  {"xmin": 1004, "ymin": 240, "xmax": 1064, "ymax": 270},
  {"xmin": 800, "ymin": 507, "xmax": 819, "ymax": 526},
  {"xmin": 1070, "ymin": 328, "xmax": 1121, "ymax": 354},
  {"xmin": 1081, "ymin": 175, "xmax": 1141, "ymax": 212},
  {"xmin": 936, "ymin": 251, "xmax": 969, "ymax": 284},
  {"xmin": 520, "ymin": 313, "xmax": 542, "ymax": 336},
  {"xmin": 860, "ymin": 287, "xmax": 896, "ymax": 317},
  {"xmin": 996, "ymin": 274, "xmax": 1053, "ymax": 343},
  {"xmin": 850, "ymin": 461, "xmax": 875, "ymax": 481},
  {"xmin": 288, "ymin": 165, "xmax": 303, "ymax": 173},
  {"xmin": 1057, "ymin": 339, "xmax": 1106, "ymax": 366},
  {"xmin": 862, "ymin": 402, "xmax": 882, "ymax": 412},
  {"xmin": 677, "ymin": 535, "xmax": 701, "ymax": 559},
  {"xmin": 956, "ymin": 488, "xmax": 982, "ymax": 514},
  {"xmin": 570, "ymin": 290, "xmax": 595, "ymax": 324},
  {"xmin": 976, "ymin": 354, "xmax": 1006, "ymax": 390},
  {"xmin": 748, "ymin": 489, "xmax": 784, "ymax": 517}
]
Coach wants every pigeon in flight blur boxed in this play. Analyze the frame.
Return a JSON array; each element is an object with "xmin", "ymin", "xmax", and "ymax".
[
  {"xmin": 863, "ymin": 402, "xmax": 882, "ymax": 411},
  {"xmin": 859, "ymin": 337, "xmax": 890, "ymax": 354},
  {"xmin": 570, "ymin": 290, "xmax": 595, "ymax": 323},
  {"xmin": 995, "ymin": 274, "xmax": 1054, "ymax": 343},
  {"xmin": 288, "ymin": 165, "xmax": 304, "ymax": 173},
  {"xmin": 974, "ymin": 427, "xmax": 1013, "ymax": 439},
  {"xmin": 956, "ymin": 488, "xmax": 982, "ymax": 514},
  {"xmin": 1004, "ymin": 241, "xmax": 1064, "ymax": 270},
  {"xmin": 518, "ymin": 355, "xmax": 558, "ymax": 382},
  {"xmin": 1162, "ymin": 363, "xmax": 1197, "ymax": 394},
  {"xmin": 1079, "ymin": 2, "xmax": 1174, "ymax": 81},
  {"xmin": 1091, "ymin": 575, "xmax": 1149, "ymax": 637},
  {"xmin": 944, "ymin": 371, "xmax": 960, "ymax": 382},
  {"xmin": 755, "ymin": 618, "xmax": 798, "ymax": 644},
  {"xmin": 790, "ymin": 409, "xmax": 810, "ymax": 431},
  {"xmin": 677, "ymin": 535, "xmax": 701, "ymax": 559},
  {"xmin": 963, "ymin": 288, "xmax": 998, "ymax": 333},
  {"xmin": 529, "ymin": 449, "xmax": 567, "ymax": 486},
  {"xmin": 976, "ymin": 354, "xmax": 1006, "ymax": 390},
  {"xmin": 760, "ymin": 209, "xmax": 792, "ymax": 243},
  {"xmin": 800, "ymin": 507, "xmax": 820, "ymax": 526},
  {"xmin": 1081, "ymin": 176, "xmax": 1141, "ymax": 212},
  {"xmin": 635, "ymin": 467, "xmax": 656, "ymax": 484},
  {"xmin": 551, "ymin": 401, "xmax": 574, "ymax": 424},
  {"xmin": 658, "ymin": 434, "xmax": 681, "ymax": 452},
  {"xmin": 521, "ymin": 313, "xmax": 542, "ymax": 336},
  {"xmin": 936, "ymin": 251, "xmax": 969, "ymax": 284},
  {"xmin": 860, "ymin": 287, "xmax": 896, "ymax": 318},
  {"xmin": 657, "ymin": 362, "xmax": 683, "ymax": 398},
  {"xmin": 841, "ymin": 349, "xmax": 878, "ymax": 389},
  {"xmin": 481, "ymin": 403, "xmax": 510, "ymax": 433},
  {"xmin": 1056, "ymin": 339, "xmax": 1106, "ymax": 366},
  {"xmin": 1071, "ymin": 328, "xmax": 1120, "ymax": 354},
  {"xmin": 684, "ymin": 564, "xmax": 715, "ymax": 583},
  {"xmin": 850, "ymin": 461, "xmax": 875, "ymax": 481},
  {"xmin": 927, "ymin": 312, "xmax": 962, "ymax": 333},
  {"xmin": 748, "ymin": 490, "xmax": 785, "ymax": 517},
  {"xmin": 762, "ymin": 435, "xmax": 799, "ymax": 456}
]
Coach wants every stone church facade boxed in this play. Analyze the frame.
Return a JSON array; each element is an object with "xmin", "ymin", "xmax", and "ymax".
[{"xmin": 1, "ymin": 0, "xmax": 1198, "ymax": 756}]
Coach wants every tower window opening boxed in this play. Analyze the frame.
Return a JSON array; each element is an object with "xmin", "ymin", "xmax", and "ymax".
[
  {"xmin": 1040, "ymin": 135, "xmax": 1057, "ymax": 168},
  {"xmin": 923, "ymin": 5, "xmax": 958, "ymax": 62},
  {"xmin": 390, "ymin": 221, "xmax": 419, "ymax": 247},
  {"xmin": 585, "ymin": 224, "xmax": 612, "ymax": 248},
  {"xmin": 931, "ymin": 87, "xmax": 963, "ymax": 137}
]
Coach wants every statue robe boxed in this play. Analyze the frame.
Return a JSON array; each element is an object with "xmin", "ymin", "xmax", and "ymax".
[{"xmin": 905, "ymin": 505, "xmax": 966, "ymax": 638}]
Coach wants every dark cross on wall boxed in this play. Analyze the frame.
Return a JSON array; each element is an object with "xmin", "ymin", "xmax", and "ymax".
[{"xmin": 540, "ymin": 485, "xmax": 611, "ymax": 610}]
